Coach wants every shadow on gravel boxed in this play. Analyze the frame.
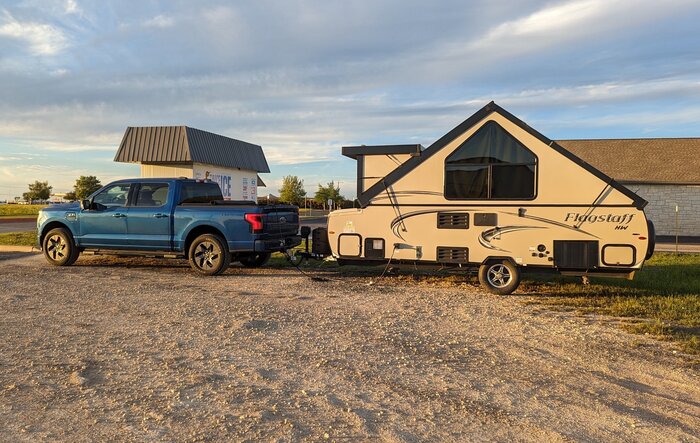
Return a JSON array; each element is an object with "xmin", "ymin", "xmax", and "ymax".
[{"xmin": 0, "ymin": 252, "xmax": 36, "ymax": 262}]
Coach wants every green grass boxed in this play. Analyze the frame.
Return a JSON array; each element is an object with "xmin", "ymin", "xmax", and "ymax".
[
  {"xmin": 0, "ymin": 231, "xmax": 37, "ymax": 246},
  {"xmin": 521, "ymin": 253, "xmax": 700, "ymax": 355},
  {"xmin": 0, "ymin": 204, "xmax": 46, "ymax": 217}
]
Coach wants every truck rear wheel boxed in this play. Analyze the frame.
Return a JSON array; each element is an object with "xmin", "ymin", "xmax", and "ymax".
[
  {"xmin": 239, "ymin": 252, "xmax": 271, "ymax": 268},
  {"xmin": 478, "ymin": 260, "xmax": 521, "ymax": 295},
  {"xmin": 42, "ymin": 227, "xmax": 79, "ymax": 266},
  {"xmin": 188, "ymin": 234, "xmax": 231, "ymax": 276}
]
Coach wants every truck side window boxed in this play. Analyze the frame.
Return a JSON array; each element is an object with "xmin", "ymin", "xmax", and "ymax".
[
  {"xmin": 178, "ymin": 182, "xmax": 223, "ymax": 204},
  {"xmin": 135, "ymin": 183, "xmax": 169, "ymax": 207},
  {"xmin": 92, "ymin": 184, "xmax": 131, "ymax": 208},
  {"xmin": 445, "ymin": 121, "xmax": 537, "ymax": 200}
]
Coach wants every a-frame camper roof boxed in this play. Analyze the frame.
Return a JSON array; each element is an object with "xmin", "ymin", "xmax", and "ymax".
[{"xmin": 354, "ymin": 102, "xmax": 647, "ymax": 210}]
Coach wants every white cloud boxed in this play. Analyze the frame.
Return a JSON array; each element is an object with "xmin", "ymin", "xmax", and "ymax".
[
  {"xmin": 143, "ymin": 14, "xmax": 175, "ymax": 29},
  {"xmin": 0, "ymin": 11, "xmax": 69, "ymax": 55},
  {"xmin": 64, "ymin": 0, "xmax": 80, "ymax": 15},
  {"xmin": 480, "ymin": 77, "xmax": 700, "ymax": 108},
  {"xmin": 476, "ymin": 0, "xmax": 605, "ymax": 47}
]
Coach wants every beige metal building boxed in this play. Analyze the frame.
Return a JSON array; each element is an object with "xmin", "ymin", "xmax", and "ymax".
[{"xmin": 114, "ymin": 126, "xmax": 268, "ymax": 201}]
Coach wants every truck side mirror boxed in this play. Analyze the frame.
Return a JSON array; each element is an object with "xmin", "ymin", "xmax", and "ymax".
[{"xmin": 80, "ymin": 199, "xmax": 91, "ymax": 210}]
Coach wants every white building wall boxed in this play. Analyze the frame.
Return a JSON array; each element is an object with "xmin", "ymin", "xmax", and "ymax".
[
  {"xmin": 632, "ymin": 184, "xmax": 700, "ymax": 237},
  {"xmin": 140, "ymin": 163, "xmax": 259, "ymax": 201},
  {"xmin": 192, "ymin": 163, "xmax": 258, "ymax": 201}
]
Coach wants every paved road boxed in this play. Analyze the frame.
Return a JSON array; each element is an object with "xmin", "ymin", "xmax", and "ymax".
[
  {"xmin": 656, "ymin": 243, "xmax": 700, "ymax": 253},
  {"xmin": 299, "ymin": 216, "xmax": 327, "ymax": 234},
  {"xmin": 0, "ymin": 221, "xmax": 35, "ymax": 234}
]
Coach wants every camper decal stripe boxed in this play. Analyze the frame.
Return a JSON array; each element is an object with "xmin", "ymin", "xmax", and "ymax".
[
  {"xmin": 390, "ymin": 209, "xmax": 598, "ymax": 249},
  {"xmin": 390, "ymin": 209, "xmax": 468, "ymax": 240},
  {"xmin": 501, "ymin": 211, "xmax": 600, "ymax": 239},
  {"xmin": 373, "ymin": 191, "xmax": 444, "ymax": 203},
  {"xmin": 479, "ymin": 226, "xmax": 547, "ymax": 252}
]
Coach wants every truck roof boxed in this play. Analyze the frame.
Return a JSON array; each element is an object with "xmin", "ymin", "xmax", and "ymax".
[{"xmin": 107, "ymin": 177, "xmax": 211, "ymax": 185}]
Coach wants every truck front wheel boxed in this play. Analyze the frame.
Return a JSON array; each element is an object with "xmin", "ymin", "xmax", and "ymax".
[
  {"xmin": 478, "ymin": 260, "xmax": 521, "ymax": 295},
  {"xmin": 42, "ymin": 227, "xmax": 79, "ymax": 266},
  {"xmin": 188, "ymin": 234, "xmax": 231, "ymax": 276}
]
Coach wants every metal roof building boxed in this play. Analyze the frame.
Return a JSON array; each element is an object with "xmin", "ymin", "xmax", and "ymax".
[
  {"xmin": 114, "ymin": 126, "xmax": 268, "ymax": 201},
  {"xmin": 555, "ymin": 138, "xmax": 700, "ymax": 238}
]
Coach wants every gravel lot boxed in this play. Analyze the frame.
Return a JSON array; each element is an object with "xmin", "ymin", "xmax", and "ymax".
[{"xmin": 1, "ymin": 252, "xmax": 699, "ymax": 442}]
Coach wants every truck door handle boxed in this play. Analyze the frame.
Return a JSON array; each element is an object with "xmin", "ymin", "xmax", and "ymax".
[
  {"xmin": 112, "ymin": 213, "xmax": 126, "ymax": 218},
  {"xmin": 153, "ymin": 213, "xmax": 168, "ymax": 218}
]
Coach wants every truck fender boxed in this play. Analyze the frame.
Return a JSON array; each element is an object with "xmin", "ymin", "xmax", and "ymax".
[{"xmin": 180, "ymin": 222, "xmax": 228, "ymax": 253}]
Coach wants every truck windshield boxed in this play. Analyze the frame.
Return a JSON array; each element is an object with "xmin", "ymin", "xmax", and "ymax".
[{"xmin": 178, "ymin": 182, "xmax": 223, "ymax": 204}]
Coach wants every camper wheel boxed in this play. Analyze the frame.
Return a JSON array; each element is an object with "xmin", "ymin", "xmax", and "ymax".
[{"xmin": 478, "ymin": 260, "xmax": 521, "ymax": 295}]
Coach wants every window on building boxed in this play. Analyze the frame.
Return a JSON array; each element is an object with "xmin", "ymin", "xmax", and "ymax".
[
  {"xmin": 445, "ymin": 121, "xmax": 537, "ymax": 199},
  {"xmin": 135, "ymin": 183, "xmax": 169, "ymax": 207}
]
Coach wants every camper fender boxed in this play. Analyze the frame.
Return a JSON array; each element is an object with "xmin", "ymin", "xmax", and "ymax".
[{"xmin": 481, "ymin": 256, "xmax": 518, "ymax": 267}]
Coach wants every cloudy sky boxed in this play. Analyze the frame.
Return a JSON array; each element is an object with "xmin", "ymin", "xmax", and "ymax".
[{"xmin": 1, "ymin": 0, "xmax": 699, "ymax": 200}]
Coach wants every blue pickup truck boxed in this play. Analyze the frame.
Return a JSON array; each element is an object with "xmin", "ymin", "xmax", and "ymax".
[{"xmin": 36, "ymin": 178, "xmax": 300, "ymax": 275}]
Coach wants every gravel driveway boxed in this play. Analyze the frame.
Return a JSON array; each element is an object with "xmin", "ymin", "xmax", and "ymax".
[{"xmin": 1, "ymin": 252, "xmax": 698, "ymax": 442}]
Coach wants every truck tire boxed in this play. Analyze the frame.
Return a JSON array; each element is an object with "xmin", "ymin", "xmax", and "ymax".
[
  {"xmin": 188, "ymin": 233, "xmax": 231, "ymax": 276},
  {"xmin": 478, "ymin": 260, "xmax": 521, "ymax": 295},
  {"xmin": 42, "ymin": 227, "xmax": 79, "ymax": 266},
  {"xmin": 239, "ymin": 252, "xmax": 271, "ymax": 268}
]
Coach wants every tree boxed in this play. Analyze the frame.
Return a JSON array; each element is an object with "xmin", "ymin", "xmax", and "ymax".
[
  {"xmin": 278, "ymin": 175, "xmax": 306, "ymax": 206},
  {"xmin": 314, "ymin": 181, "xmax": 344, "ymax": 210},
  {"xmin": 64, "ymin": 191, "xmax": 77, "ymax": 202},
  {"xmin": 72, "ymin": 175, "xmax": 102, "ymax": 200},
  {"xmin": 23, "ymin": 181, "xmax": 52, "ymax": 202}
]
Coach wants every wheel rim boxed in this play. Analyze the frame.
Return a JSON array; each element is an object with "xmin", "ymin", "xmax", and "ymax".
[
  {"xmin": 46, "ymin": 234, "xmax": 67, "ymax": 261},
  {"xmin": 487, "ymin": 263, "xmax": 512, "ymax": 288},
  {"xmin": 193, "ymin": 241, "xmax": 221, "ymax": 270}
]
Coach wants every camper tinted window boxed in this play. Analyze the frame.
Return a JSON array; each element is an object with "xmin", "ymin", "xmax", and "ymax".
[{"xmin": 445, "ymin": 121, "xmax": 536, "ymax": 199}]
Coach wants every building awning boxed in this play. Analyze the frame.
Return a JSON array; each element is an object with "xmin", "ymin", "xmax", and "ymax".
[{"xmin": 114, "ymin": 126, "xmax": 270, "ymax": 173}]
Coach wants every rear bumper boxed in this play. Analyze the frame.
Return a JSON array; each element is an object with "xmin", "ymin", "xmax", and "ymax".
[{"xmin": 253, "ymin": 235, "xmax": 302, "ymax": 252}]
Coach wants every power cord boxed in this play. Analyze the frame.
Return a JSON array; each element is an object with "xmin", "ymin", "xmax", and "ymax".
[{"xmin": 368, "ymin": 244, "xmax": 397, "ymax": 286}]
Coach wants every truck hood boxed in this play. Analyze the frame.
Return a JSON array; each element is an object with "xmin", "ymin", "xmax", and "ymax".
[{"xmin": 42, "ymin": 202, "xmax": 80, "ymax": 212}]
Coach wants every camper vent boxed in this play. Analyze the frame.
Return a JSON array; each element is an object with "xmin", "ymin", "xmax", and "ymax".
[
  {"xmin": 437, "ymin": 212, "xmax": 469, "ymax": 229},
  {"xmin": 436, "ymin": 247, "xmax": 469, "ymax": 263}
]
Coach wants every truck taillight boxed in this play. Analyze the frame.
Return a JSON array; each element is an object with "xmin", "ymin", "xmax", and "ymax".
[{"xmin": 244, "ymin": 213, "xmax": 264, "ymax": 233}]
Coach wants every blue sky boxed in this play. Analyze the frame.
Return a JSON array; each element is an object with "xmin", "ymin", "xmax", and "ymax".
[{"xmin": 1, "ymin": 0, "xmax": 700, "ymax": 200}]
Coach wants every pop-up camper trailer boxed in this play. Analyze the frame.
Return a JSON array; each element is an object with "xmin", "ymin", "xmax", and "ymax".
[{"xmin": 309, "ymin": 102, "xmax": 655, "ymax": 294}]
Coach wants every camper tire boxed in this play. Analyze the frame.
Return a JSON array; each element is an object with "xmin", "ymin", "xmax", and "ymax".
[{"xmin": 478, "ymin": 260, "xmax": 521, "ymax": 295}]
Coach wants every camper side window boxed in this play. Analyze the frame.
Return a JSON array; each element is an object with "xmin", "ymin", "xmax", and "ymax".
[{"xmin": 445, "ymin": 121, "xmax": 536, "ymax": 200}]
